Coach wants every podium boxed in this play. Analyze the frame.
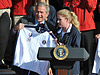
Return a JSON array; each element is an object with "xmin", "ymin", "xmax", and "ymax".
[{"xmin": 37, "ymin": 47, "xmax": 89, "ymax": 75}]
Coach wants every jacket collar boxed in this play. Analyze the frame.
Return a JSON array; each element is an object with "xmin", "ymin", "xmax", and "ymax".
[
  {"xmin": 35, "ymin": 19, "xmax": 45, "ymax": 26},
  {"xmin": 57, "ymin": 23, "xmax": 72, "ymax": 34}
]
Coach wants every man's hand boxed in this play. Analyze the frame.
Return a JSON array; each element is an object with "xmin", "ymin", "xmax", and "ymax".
[
  {"xmin": 48, "ymin": 68, "xmax": 53, "ymax": 75},
  {"xmin": 14, "ymin": 23, "xmax": 25, "ymax": 31}
]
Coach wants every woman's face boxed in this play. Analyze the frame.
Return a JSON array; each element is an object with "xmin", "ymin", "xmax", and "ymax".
[
  {"xmin": 57, "ymin": 14, "xmax": 67, "ymax": 28},
  {"xmin": 38, "ymin": 0, "xmax": 46, "ymax": 2}
]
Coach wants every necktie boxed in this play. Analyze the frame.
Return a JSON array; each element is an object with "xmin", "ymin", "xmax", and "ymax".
[{"xmin": 36, "ymin": 23, "xmax": 45, "ymax": 33}]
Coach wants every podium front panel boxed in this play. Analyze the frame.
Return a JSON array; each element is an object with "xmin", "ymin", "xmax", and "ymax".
[{"xmin": 38, "ymin": 47, "xmax": 89, "ymax": 61}]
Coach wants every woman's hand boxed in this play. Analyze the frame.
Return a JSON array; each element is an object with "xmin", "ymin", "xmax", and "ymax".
[
  {"xmin": 48, "ymin": 68, "xmax": 53, "ymax": 75},
  {"xmin": 54, "ymin": 38, "xmax": 64, "ymax": 46},
  {"xmin": 54, "ymin": 38, "xmax": 59, "ymax": 46}
]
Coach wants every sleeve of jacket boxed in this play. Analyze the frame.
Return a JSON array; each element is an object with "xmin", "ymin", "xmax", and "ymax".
[
  {"xmin": 85, "ymin": 0, "xmax": 97, "ymax": 12},
  {"xmin": 72, "ymin": 32, "xmax": 81, "ymax": 48}
]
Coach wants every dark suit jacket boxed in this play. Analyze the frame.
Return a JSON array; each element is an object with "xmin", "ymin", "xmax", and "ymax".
[{"xmin": 55, "ymin": 25, "xmax": 81, "ymax": 48}]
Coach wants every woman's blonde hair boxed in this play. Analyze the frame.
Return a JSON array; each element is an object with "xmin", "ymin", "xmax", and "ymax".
[{"xmin": 57, "ymin": 9, "xmax": 80, "ymax": 31}]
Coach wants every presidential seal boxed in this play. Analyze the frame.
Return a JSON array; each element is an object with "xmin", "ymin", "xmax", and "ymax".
[
  {"xmin": 42, "ymin": 40, "xmax": 46, "ymax": 45},
  {"xmin": 53, "ymin": 45, "xmax": 69, "ymax": 60}
]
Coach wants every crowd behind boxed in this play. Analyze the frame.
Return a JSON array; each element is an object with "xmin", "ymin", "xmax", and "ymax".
[{"xmin": 0, "ymin": 0, "xmax": 100, "ymax": 75}]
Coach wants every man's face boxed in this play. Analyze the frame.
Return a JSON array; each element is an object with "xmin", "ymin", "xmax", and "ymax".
[{"xmin": 35, "ymin": 6, "xmax": 49, "ymax": 22}]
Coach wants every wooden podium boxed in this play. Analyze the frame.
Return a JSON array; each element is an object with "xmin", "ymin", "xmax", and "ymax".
[{"xmin": 37, "ymin": 47, "xmax": 89, "ymax": 75}]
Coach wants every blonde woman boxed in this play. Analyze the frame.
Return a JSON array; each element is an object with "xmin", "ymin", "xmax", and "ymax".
[{"xmin": 55, "ymin": 8, "xmax": 81, "ymax": 75}]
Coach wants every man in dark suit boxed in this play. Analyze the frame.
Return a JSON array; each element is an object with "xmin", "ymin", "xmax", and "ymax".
[
  {"xmin": 14, "ymin": 2, "xmax": 56, "ymax": 33},
  {"xmin": 4, "ymin": 2, "xmax": 56, "ymax": 75}
]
